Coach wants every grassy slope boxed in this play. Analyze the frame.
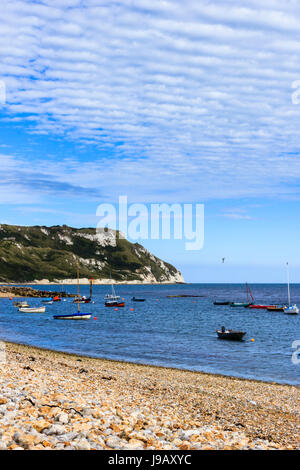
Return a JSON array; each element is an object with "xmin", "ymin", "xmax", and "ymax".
[{"xmin": 0, "ymin": 224, "xmax": 179, "ymax": 282}]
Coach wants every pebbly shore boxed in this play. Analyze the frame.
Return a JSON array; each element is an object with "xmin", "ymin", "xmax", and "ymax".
[{"xmin": 0, "ymin": 342, "xmax": 299, "ymax": 450}]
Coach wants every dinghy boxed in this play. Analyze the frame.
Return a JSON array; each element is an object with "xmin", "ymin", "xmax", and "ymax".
[
  {"xmin": 216, "ymin": 328, "xmax": 246, "ymax": 341},
  {"xmin": 132, "ymin": 297, "xmax": 145, "ymax": 302},
  {"xmin": 19, "ymin": 306, "xmax": 46, "ymax": 313},
  {"xmin": 53, "ymin": 312, "xmax": 91, "ymax": 320},
  {"xmin": 13, "ymin": 301, "xmax": 29, "ymax": 308}
]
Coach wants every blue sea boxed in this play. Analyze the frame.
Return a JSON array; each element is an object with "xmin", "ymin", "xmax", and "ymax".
[{"xmin": 0, "ymin": 283, "xmax": 299, "ymax": 385}]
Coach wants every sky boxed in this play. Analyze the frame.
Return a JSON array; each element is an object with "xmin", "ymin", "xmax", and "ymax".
[{"xmin": 1, "ymin": 0, "xmax": 300, "ymax": 282}]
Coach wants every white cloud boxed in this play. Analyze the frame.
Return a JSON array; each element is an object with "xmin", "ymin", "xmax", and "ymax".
[{"xmin": 0, "ymin": 0, "xmax": 300, "ymax": 204}]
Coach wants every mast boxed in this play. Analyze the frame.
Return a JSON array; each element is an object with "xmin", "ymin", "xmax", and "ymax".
[
  {"xmin": 287, "ymin": 262, "xmax": 291, "ymax": 306},
  {"xmin": 77, "ymin": 262, "xmax": 80, "ymax": 313},
  {"xmin": 90, "ymin": 277, "xmax": 93, "ymax": 299}
]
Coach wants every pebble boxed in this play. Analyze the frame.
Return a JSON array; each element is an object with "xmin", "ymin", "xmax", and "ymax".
[{"xmin": 0, "ymin": 342, "xmax": 298, "ymax": 450}]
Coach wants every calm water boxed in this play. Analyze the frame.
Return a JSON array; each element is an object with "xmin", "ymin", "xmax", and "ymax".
[{"xmin": 0, "ymin": 283, "xmax": 299, "ymax": 385}]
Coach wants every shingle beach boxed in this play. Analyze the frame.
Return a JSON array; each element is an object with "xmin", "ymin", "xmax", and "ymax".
[{"xmin": 0, "ymin": 342, "xmax": 298, "ymax": 450}]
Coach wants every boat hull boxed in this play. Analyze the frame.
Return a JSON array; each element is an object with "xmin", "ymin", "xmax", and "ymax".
[
  {"xmin": 19, "ymin": 307, "xmax": 46, "ymax": 313},
  {"xmin": 284, "ymin": 305, "xmax": 299, "ymax": 315},
  {"xmin": 249, "ymin": 305, "xmax": 276, "ymax": 309},
  {"xmin": 53, "ymin": 313, "xmax": 91, "ymax": 320},
  {"xmin": 216, "ymin": 330, "xmax": 246, "ymax": 341},
  {"xmin": 230, "ymin": 302, "xmax": 252, "ymax": 307},
  {"xmin": 105, "ymin": 302, "xmax": 125, "ymax": 307},
  {"xmin": 214, "ymin": 301, "xmax": 230, "ymax": 306}
]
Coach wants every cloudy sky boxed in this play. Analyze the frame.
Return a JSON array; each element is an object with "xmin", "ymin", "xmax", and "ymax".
[{"xmin": 1, "ymin": 0, "xmax": 300, "ymax": 282}]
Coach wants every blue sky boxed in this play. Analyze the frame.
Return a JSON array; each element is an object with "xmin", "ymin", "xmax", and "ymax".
[{"xmin": 1, "ymin": 0, "xmax": 300, "ymax": 282}]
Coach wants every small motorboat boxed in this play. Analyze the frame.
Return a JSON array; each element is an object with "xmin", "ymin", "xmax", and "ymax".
[
  {"xmin": 72, "ymin": 296, "xmax": 91, "ymax": 304},
  {"xmin": 216, "ymin": 328, "xmax": 246, "ymax": 341},
  {"xmin": 266, "ymin": 306, "xmax": 286, "ymax": 312},
  {"xmin": 284, "ymin": 305, "xmax": 299, "ymax": 315},
  {"xmin": 230, "ymin": 302, "xmax": 252, "ymax": 307},
  {"xmin": 249, "ymin": 304, "xmax": 276, "ymax": 310},
  {"xmin": 53, "ymin": 312, "xmax": 91, "ymax": 320},
  {"xmin": 105, "ymin": 300, "xmax": 125, "ymax": 307},
  {"xmin": 13, "ymin": 301, "xmax": 29, "ymax": 308},
  {"xmin": 132, "ymin": 297, "xmax": 145, "ymax": 302},
  {"xmin": 214, "ymin": 301, "xmax": 230, "ymax": 306},
  {"xmin": 19, "ymin": 306, "xmax": 46, "ymax": 313},
  {"xmin": 42, "ymin": 299, "xmax": 53, "ymax": 305}
]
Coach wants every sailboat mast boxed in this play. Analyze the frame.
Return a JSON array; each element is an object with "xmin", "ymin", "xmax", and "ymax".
[
  {"xmin": 287, "ymin": 262, "xmax": 291, "ymax": 306},
  {"xmin": 77, "ymin": 262, "xmax": 80, "ymax": 313}
]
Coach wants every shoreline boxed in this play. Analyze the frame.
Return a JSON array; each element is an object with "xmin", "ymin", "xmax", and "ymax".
[
  {"xmin": 0, "ymin": 341, "xmax": 299, "ymax": 450},
  {"xmin": 2, "ymin": 339, "xmax": 298, "ymax": 388}
]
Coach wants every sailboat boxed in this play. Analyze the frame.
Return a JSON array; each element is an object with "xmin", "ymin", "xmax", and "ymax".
[
  {"xmin": 104, "ymin": 274, "xmax": 124, "ymax": 306},
  {"xmin": 54, "ymin": 264, "xmax": 92, "ymax": 320},
  {"xmin": 284, "ymin": 263, "xmax": 299, "ymax": 315},
  {"xmin": 230, "ymin": 283, "xmax": 254, "ymax": 307}
]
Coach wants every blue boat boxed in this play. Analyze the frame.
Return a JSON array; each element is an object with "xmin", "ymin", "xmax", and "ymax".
[{"xmin": 53, "ymin": 264, "xmax": 92, "ymax": 320}]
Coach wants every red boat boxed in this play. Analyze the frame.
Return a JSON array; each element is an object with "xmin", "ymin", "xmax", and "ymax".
[
  {"xmin": 105, "ymin": 301, "xmax": 125, "ymax": 307},
  {"xmin": 73, "ymin": 296, "xmax": 91, "ymax": 304},
  {"xmin": 249, "ymin": 304, "xmax": 277, "ymax": 309},
  {"xmin": 52, "ymin": 296, "xmax": 61, "ymax": 302}
]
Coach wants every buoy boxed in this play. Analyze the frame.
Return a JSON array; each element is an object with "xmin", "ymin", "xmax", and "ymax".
[
  {"xmin": 94, "ymin": 317, "xmax": 97, "ymax": 320},
  {"xmin": 9, "ymin": 297, "xmax": 13, "ymax": 301},
  {"xmin": 115, "ymin": 308, "xmax": 118, "ymax": 311},
  {"xmin": 251, "ymin": 338, "xmax": 255, "ymax": 342},
  {"xmin": 130, "ymin": 308, "xmax": 134, "ymax": 311},
  {"xmin": 122, "ymin": 298, "xmax": 125, "ymax": 300}
]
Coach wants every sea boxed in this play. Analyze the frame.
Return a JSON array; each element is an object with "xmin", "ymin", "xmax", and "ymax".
[{"xmin": 0, "ymin": 283, "xmax": 299, "ymax": 385}]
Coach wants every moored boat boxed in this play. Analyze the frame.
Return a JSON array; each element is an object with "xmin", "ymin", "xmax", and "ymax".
[
  {"xmin": 230, "ymin": 283, "xmax": 254, "ymax": 308},
  {"xmin": 132, "ymin": 297, "xmax": 145, "ymax": 302},
  {"xmin": 266, "ymin": 306, "xmax": 286, "ymax": 312},
  {"xmin": 72, "ymin": 296, "xmax": 91, "ymax": 304},
  {"xmin": 213, "ymin": 301, "xmax": 230, "ymax": 306},
  {"xmin": 249, "ymin": 304, "xmax": 277, "ymax": 310},
  {"xmin": 105, "ymin": 301, "xmax": 125, "ymax": 307},
  {"xmin": 53, "ymin": 312, "xmax": 91, "ymax": 320},
  {"xmin": 53, "ymin": 263, "xmax": 92, "ymax": 320},
  {"xmin": 230, "ymin": 302, "xmax": 251, "ymax": 307},
  {"xmin": 216, "ymin": 328, "xmax": 246, "ymax": 341},
  {"xmin": 19, "ymin": 306, "xmax": 46, "ymax": 313},
  {"xmin": 13, "ymin": 301, "xmax": 29, "ymax": 308},
  {"xmin": 284, "ymin": 305, "xmax": 299, "ymax": 315},
  {"xmin": 283, "ymin": 263, "xmax": 298, "ymax": 315}
]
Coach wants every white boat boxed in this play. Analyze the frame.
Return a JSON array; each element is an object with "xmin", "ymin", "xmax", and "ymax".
[
  {"xmin": 19, "ymin": 306, "xmax": 46, "ymax": 313},
  {"xmin": 284, "ymin": 263, "xmax": 298, "ymax": 315},
  {"xmin": 284, "ymin": 305, "xmax": 299, "ymax": 315},
  {"xmin": 13, "ymin": 301, "xmax": 29, "ymax": 308},
  {"xmin": 105, "ymin": 275, "xmax": 120, "ymax": 301}
]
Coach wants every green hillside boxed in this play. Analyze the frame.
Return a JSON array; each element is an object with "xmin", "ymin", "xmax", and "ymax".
[{"xmin": 0, "ymin": 224, "xmax": 184, "ymax": 283}]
